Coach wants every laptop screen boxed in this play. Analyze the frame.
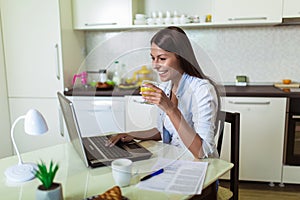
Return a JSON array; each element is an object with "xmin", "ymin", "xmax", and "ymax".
[{"xmin": 57, "ymin": 92, "xmax": 89, "ymax": 167}]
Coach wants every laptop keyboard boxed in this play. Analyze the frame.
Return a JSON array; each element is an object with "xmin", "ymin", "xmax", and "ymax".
[{"xmin": 88, "ymin": 136, "xmax": 131, "ymax": 159}]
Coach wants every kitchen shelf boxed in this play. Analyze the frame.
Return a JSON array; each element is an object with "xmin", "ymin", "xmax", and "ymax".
[{"xmin": 75, "ymin": 21, "xmax": 282, "ymax": 31}]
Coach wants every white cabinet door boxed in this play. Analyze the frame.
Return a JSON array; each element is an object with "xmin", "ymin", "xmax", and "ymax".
[
  {"xmin": 125, "ymin": 96, "xmax": 158, "ymax": 132},
  {"xmin": 69, "ymin": 97, "xmax": 125, "ymax": 137},
  {"xmin": 72, "ymin": 0, "xmax": 137, "ymax": 29},
  {"xmin": 220, "ymin": 97, "xmax": 286, "ymax": 182},
  {"xmin": 1, "ymin": 0, "xmax": 63, "ymax": 98},
  {"xmin": 9, "ymin": 98, "xmax": 66, "ymax": 153},
  {"xmin": 283, "ymin": 0, "xmax": 300, "ymax": 18},
  {"xmin": 213, "ymin": 0, "xmax": 283, "ymax": 24}
]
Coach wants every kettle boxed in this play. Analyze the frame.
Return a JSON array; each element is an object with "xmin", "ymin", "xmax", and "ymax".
[{"xmin": 132, "ymin": 66, "xmax": 154, "ymax": 86}]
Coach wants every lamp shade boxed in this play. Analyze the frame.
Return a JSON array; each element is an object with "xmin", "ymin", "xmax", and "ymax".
[{"xmin": 24, "ymin": 109, "xmax": 48, "ymax": 135}]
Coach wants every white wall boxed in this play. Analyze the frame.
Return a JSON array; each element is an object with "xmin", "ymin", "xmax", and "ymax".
[
  {"xmin": 0, "ymin": 12, "xmax": 12, "ymax": 158},
  {"xmin": 84, "ymin": 26, "xmax": 300, "ymax": 85}
]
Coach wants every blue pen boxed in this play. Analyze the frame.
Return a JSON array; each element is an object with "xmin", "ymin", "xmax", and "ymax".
[{"xmin": 140, "ymin": 168, "xmax": 164, "ymax": 181}]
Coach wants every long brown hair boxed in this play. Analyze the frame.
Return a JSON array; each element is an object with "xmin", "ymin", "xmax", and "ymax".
[
  {"xmin": 151, "ymin": 26, "xmax": 206, "ymax": 79},
  {"xmin": 151, "ymin": 26, "xmax": 222, "ymax": 121}
]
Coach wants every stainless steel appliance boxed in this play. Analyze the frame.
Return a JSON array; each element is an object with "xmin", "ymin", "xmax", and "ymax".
[{"xmin": 285, "ymin": 97, "xmax": 300, "ymax": 165}]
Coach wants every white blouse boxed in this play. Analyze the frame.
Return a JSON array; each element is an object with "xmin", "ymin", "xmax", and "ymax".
[{"xmin": 156, "ymin": 73, "xmax": 219, "ymax": 158}]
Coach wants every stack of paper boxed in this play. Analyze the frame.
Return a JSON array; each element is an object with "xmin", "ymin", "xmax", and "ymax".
[{"xmin": 136, "ymin": 158, "xmax": 208, "ymax": 195}]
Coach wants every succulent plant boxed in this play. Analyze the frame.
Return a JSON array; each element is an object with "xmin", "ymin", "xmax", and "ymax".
[{"xmin": 34, "ymin": 160, "xmax": 59, "ymax": 190}]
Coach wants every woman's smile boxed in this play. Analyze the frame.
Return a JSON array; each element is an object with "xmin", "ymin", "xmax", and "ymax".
[{"xmin": 151, "ymin": 43, "xmax": 183, "ymax": 82}]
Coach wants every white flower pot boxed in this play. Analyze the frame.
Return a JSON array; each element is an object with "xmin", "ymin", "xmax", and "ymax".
[{"xmin": 36, "ymin": 182, "xmax": 63, "ymax": 200}]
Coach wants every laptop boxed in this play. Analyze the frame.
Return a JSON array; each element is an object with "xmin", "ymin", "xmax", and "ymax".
[{"xmin": 57, "ymin": 92, "xmax": 152, "ymax": 168}]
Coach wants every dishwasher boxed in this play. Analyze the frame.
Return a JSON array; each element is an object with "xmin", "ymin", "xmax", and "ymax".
[{"xmin": 67, "ymin": 96, "xmax": 125, "ymax": 137}]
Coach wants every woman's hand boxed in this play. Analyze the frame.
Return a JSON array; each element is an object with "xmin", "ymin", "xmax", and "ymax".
[
  {"xmin": 141, "ymin": 83, "xmax": 175, "ymax": 113},
  {"xmin": 105, "ymin": 133, "xmax": 134, "ymax": 147}
]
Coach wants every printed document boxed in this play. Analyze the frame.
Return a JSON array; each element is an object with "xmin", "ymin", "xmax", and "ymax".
[{"xmin": 136, "ymin": 158, "xmax": 208, "ymax": 194}]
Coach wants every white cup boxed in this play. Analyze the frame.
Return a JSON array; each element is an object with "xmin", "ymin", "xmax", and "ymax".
[
  {"xmin": 135, "ymin": 14, "xmax": 145, "ymax": 20},
  {"xmin": 172, "ymin": 17, "xmax": 180, "ymax": 24},
  {"xmin": 166, "ymin": 10, "xmax": 171, "ymax": 18},
  {"xmin": 164, "ymin": 17, "xmax": 172, "ymax": 24},
  {"xmin": 111, "ymin": 158, "xmax": 132, "ymax": 187},
  {"xmin": 155, "ymin": 18, "xmax": 164, "ymax": 25},
  {"xmin": 147, "ymin": 18, "xmax": 155, "ymax": 25}
]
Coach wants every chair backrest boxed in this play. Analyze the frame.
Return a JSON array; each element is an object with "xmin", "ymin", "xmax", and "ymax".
[{"xmin": 217, "ymin": 111, "xmax": 240, "ymax": 200}]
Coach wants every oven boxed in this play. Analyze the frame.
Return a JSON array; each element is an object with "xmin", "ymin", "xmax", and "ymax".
[{"xmin": 285, "ymin": 97, "xmax": 300, "ymax": 166}]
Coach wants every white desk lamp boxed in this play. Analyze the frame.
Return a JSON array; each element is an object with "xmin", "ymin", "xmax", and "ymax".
[{"xmin": 5, "ymin": 109, "xmax": 48, "ymax": 182}]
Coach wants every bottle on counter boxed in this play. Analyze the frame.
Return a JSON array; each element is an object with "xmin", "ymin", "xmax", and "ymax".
[
  {"xmin": 119, "ymin": 63, "xmax": 127, "ymax": 84},
  {"xmin": 99, "ymin": 69, "xmax": 107, "ymax": 83},
  {"xmin": 112, "ymin": 61, "xmax": 121, "ymax": 85}
]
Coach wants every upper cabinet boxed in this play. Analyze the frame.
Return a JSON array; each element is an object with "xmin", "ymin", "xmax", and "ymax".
[
  {"xmin": 283, "ymin": 0, "xmax": 300, "ymax": 18},
  {"xmin": 72, "ymin": 0, "xmax": 138, "ymax": 29},
  {"xmin": 72, "ymin": 0, "xmax": 293, "ymax": 30},
  {"xmin": 213, "ymin": 0, "xmax": 283, "ymax": 25},
  {"xmin": 72, "ymin": 0, "xmax": 213, "ymax": 30}
]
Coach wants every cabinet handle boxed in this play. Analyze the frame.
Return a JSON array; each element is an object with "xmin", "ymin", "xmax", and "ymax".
[
  {"xmin": 88, "ymin": 107, "xmax": 112, "ymax": 112},
  {"xmin": 84, "ymin": 23, "xmax": 117, "ymax": 26},
  {"xmin": 228, "ymin": 17, "xmax": 267, "ymax": 21},
  {"xmin": 58, "ymin": 107, "xmax": 64, "ymax": 137},
  {"xmin": 228, "ymin": 100, "xmax": 271, "ymax": 105},
  {"xmin": 292, "ymin": 115, "xmax": 300, "ymax": 119},
  {"xmin": 55, "ymin": 44, "xmax": 61, "ymax": 80}
]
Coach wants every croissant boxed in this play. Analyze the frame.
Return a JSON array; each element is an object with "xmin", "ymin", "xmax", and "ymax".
[{"xmin": 88, "ymin": 186, "xmax": 122, "ymax": 200}]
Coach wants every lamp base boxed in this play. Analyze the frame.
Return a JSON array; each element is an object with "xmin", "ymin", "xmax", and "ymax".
[{"xmin": 5, "ymin": 163, "xmax": 37, "ymax": 182}]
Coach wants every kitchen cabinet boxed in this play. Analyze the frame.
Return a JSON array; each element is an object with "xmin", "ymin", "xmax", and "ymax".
[
  {"xmin": 1, "ymin": 0, "xmax": 84, "ymax": 97},
  {"xmin": 213, "ymin": 0, "xmax": 283, "ymax": 25},
  {"xmin": 72, "ymin": 0, "xmax": 212, "ymax": 30},
  {"xmin": 69, "ymin": 96, "xmax": 125, "ymax": 137},
  {"xmin": 0, "ymin": 0, "xmax": 84, "ymax": 152},
  {"xmin": 72, "ymin": 0, "xmax": 284, "ymax": 30},
  {"xmin": 124, "ymin": 96, "xmax": 158, "ymax": 132},
  {"xmin": 2, "ymin": 0, "xmax": 62, "ymax": 98},
  {"xmin": 220, "ymin": 97, "xmax": 286, "ymax": 183},
  {"xmin": 72, "ymin": 0, "xmax": 138, "ymax": 29},
  {"xmin": 283, "ymin": 0, "xmax": 300, "ymax": 18},
  {"xmin": 0, "ymin": 15, "xmax": 12, "ymax": 158}
]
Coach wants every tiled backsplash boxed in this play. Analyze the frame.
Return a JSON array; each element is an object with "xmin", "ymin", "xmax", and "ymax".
[{"xmin": 85, "ymin": 26, "xmax": 300, "ymax": 85}]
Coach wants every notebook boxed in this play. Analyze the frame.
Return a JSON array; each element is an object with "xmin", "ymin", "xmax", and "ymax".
[{"xmin": 57, "ymin": 92, "xmax": 152, "ymax": 168}]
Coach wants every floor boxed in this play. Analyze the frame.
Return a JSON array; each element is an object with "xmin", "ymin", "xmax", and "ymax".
[{"xmin": 219, "ymin": 181, "xmax": 300, "ymax": 200}]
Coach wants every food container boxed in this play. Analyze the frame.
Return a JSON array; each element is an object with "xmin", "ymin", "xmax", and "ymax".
[{"xmin": 86, "ymin": 71, "xmax": 100, "ymax": 87}]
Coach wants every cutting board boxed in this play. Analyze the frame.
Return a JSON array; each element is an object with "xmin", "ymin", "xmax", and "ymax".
[{"xmin": 274, "ymin": 82, "xmax": 300, "ymax": 88}]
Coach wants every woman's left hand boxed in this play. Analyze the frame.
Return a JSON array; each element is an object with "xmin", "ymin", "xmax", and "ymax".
[{"xmin": 141, "ymin": 83, "xmax": 175, "ymax": 113}]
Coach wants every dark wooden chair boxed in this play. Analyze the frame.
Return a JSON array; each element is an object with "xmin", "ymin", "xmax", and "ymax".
[{"xmin": 216, "ymin": 111, "xmax": 240, "ymax": 200}]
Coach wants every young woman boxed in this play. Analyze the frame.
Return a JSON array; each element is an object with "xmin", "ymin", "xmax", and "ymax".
[{"xmin": 108, "ymin": 26, "xmax": 220, "ymax": 159}]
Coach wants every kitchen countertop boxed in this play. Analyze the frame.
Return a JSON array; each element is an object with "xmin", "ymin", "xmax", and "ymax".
[
  {"xmin": 64, "ymin": 85, "xmax": 300, "ymax": 98},
  {"xmin": 64, "ymin": 86, "xmax": 140, "ymax": 96},
  {"xmin": 224, "ymin": 85, "xmax": 300, "ymax": 97}
]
